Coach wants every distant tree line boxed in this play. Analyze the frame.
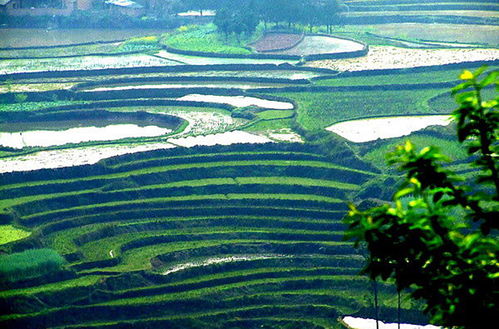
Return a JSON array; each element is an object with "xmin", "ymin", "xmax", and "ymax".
[{"xmin": 189, "ymin": 0, "xmax": 343, "ymax": 36}]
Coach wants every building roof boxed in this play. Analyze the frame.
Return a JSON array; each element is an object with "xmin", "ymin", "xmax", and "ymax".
[
  {"xmin": 0, "ymin": 0, "xmax": 13, "ymax": 6},
  {"xmin": 105, "ymin": 0, "xmax": 143, "ymax": 9}
]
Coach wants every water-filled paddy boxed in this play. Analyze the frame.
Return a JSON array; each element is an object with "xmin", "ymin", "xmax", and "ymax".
[
  {"xmin": 309, "ymin": 46, "xmax": 499, "ymax": 71},
  {"xmin": 0, "ymin": 130, "xmax": 273, "ymax": 173},
  {"xmin": 326, "ymin": 115, "xmax": 451, "ymax": 142},
  {"xmin": 177, "ymin": 94, "xmax": 294, "ymax": 109},
  {"xmin": 154, "ymin": 50, "xmax": 298, "ymax": 65},
  {"xmin": 0, "ymin": 29, "xmax": 168, "ymax": 48},
  {"xmin": 162, "ymin": 255, "xmax": 285, "ymax": 275},
  {"xmin": 0, "ymin": 124, "xmax": 172, "ymax": 148},
  {"xmin": 275, "ymin": 35, "xmax": 365, "ymax": 56},
  {"xmin": 342, "ymin": 316, "xmax": 441, "ymax": 329},
  {"xmin": 0, "ymin": 143, "xmax": 177, "ymax": 173},
  {"xmin": 365, "ymin": 23, "xmax": 499, "ymax": 46},
  {"xmin": 0, "ymin": 54, "xmax": 178, "ymax": 74},
  {"xmin": 169, "ymin": 130, "xmax": 271, "ymax": 147},
  {"xmin": 83, "ymin": 82, "xmax": 282, "ymax": 91}
]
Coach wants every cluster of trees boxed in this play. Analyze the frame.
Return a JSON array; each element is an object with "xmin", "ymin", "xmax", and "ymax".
[
  {"xmin": 205, "ymin": 0, "xmax": 343, "ymax": 36},
  {"xmin": 346, "ymin": 68, "xmax": 498, "ymax": 328}
]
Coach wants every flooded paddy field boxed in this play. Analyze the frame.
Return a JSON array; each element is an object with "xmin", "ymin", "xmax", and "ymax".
[
  {"xmin": 0, "ymin": 29, "xmax": 168, "ymax": 48},
  {"xmin": 326, "ymin": 115, "xmax": 451, "ymax": 143}
]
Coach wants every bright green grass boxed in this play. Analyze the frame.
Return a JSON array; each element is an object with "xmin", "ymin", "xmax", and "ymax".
[
  {"xmin": 47, "ymin": 224, "xmax": 109, "ymax": 255},
  {"xmin": 103, "ymin": 106, "xmax": 232, "ymax": 115},
  {"xmin": 0, "ymin": 225, "xmax": 31, "ymax": 245},
  {"xmin": 24, "ymin": 193, "xmax": 344, "ymax": 222},
  {"xmin": 1, "ymin": 176, "xmax": 358, "ymax": 209},
  {"xmin": 3, "ymin": 159, "xmax": 374, "ymax": 191},
  {"xmin": 0, "ymin": 275, "xmax": 103, "ymax": 298},
  {"xmin": 314, "ymin": 69, "xmax": 463, "ymax": 87},
  {"xmin": 101, "ymin": 275, "xmax": 367, "ymax": 305},
  {"xmin": 78, "ymin": 228, "xmax": 345, "ymax": 262},
  {"xmin": 104, "ymin": 150, "xmax": 323, "ymax": 169},
  {"xmin": 256, "ymin": 110, "xmax": 294, "ymax": 120},
  {"xmin": 0, "ymin": 101, "xmax": 83, "ymax": 113},
  {"xmin": 113, "ymin": 215, "xmax": 339, "ymax": 229},
  {"xmin": 86, "ymin": 240, "xmax": 350, "ymax": 273},
  {"xmin": 162, "ymin": 24, "xmax": 252, "ymax": 55},
  {"xmin": 277, "ymin": 89, "xmax": 447, "ymax": 130},
  {"xmin": 363, "ymin": 134, "xmax": 468, "ymax": 169},
  {"xmin": 160, "ymin": 266, "xmax": 346, "ymax": 286},
  {"xmin": 79, "ymin": 226, "xmax": 344, "ymax": 262},
  {"xmin": 45, "ymin": 215, "xmax": 340, "ymax": 252},
  {"xmin": 15, "ymin": 305, "xmax": 349, "ymax": 328}
]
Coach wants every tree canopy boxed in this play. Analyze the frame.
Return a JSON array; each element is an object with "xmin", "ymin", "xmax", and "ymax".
[
  {"xmin": 345, "ymin": 67, "xmax": 498, "ymax": 328},
  {"xmin": 210, "ymin": 0, "xmax": 343, "ymax": 36}
]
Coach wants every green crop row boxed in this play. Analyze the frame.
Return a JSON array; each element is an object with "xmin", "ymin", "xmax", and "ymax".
[
  {"xmin": 2, "ymin": 159, "xmax": 373, "ymax": 194},
  {"xmin": 313, "ymin": 69, "xmax": 463, "ymax": 87},
  {"xmin": 77, "ymin": 228, "xmax": 346, "ymax": 262},
  {"xmin": 45, "ymin": 214, "xmax": 346, "ymax": 258},
  {"xmin": 277, "ymin": 88, "xmax": 449, "ymax": 130},
  {"xmin": 0, "ymin": 274, "xmax": 104, "ymax": 298},
  {"xmin": 2, "ymin": 175, "xmax": 358, "ymax": 211},
  {"xmin": 84, "ymin": 240, "xmax": 352, "ymax": 273}
]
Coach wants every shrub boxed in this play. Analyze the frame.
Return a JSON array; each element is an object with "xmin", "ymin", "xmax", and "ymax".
[{"xmin": 0, "ymin": 248, "xmax": 65, "ymax": 283}]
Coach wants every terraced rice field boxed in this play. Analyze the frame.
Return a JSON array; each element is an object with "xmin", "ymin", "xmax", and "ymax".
[
  {"xmin": 308, "ymin": 46, "xmax": 499, "ymax": 71},
  {"xmin": 0, "ymin": 29, "xmax": 168, "ymax": 48},
  {"xmin": 0, "ymin": 18, "xmax": 497, "ymax": 328},
  {"xmin": 362, "ymin": 23, "xmax": 499, "ymax": 46},
  {"xmin": 0, "ymin": 143, "xmax": 406, "ymax": 329}
]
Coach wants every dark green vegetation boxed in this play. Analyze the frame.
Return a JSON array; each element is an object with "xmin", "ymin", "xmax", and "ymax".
[
  {"xmin": 346, "ymin": 69, "xmax": 498, "ymax": 327},
  {"xmin": 0, "ymin": 248, "xmax": 64, "ymax": 283},
  {"xmin": 0, "ymin": 142, "xmax": 409, "ymax": 329}
]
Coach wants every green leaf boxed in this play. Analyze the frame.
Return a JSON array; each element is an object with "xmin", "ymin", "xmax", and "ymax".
[
  {"xmin": 479, "ymin": 71, "xmax": 499, "ymax": 88},
  {"xmin": 454, "ymin": 91, "xmax": 476, "ymax": 105},
  {"xmin": 451, "ymin": 81, "xmax": 472, "ymax": 94},
  {"xmin": 473, "ymin": 65, "xmax": 488, "ymax": 78}
]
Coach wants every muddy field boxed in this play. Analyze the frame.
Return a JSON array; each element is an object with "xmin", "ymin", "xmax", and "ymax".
[{"xmin": 0, "ymin": 29, "xmax": 168, "ymax": 48}]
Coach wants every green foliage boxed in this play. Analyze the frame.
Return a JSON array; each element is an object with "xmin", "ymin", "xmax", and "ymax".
[
  {"xmin": 13, "ymin": 93, "xmax": 27, "ymax": 103},
  {"xmin": 214, "ymin": 5, "xmax": 259, "ymax": 37},
  {"xmin": 0, "ymin": 248, "xmax": 65, "ymax": 283},
  {"xmin": 116, "ymin": 35, "xmax": 161, "ymax": 53},
  {"xmin": 362, "ymin": 133, "xmax": 468, "ymax": 170},
  {"xmin": 256, "ymin": 110, "xmax": 294, "ymax": 120},
  {"xmin": 345, "ymin": 68, "xmax": 498, "ymax": 328},
  {"xmin": 161, "ymin": 24, "xmax": 252, "ymax": 55},
  {"xmin": 0, "ymin": 225, "xmax": 31, "ymax": 245}
]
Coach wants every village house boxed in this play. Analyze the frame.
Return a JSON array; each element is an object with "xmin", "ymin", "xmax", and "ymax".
[
  {"xmin": 1, "ymin": 0, "xmax": 92, "ymax": 16},
  {"xmin": 0, "ymin": 0, "xmax": 154, "ymax": 17},
  {"xmin": 103, "ymin": 0, "xmax": 144, "ymax": 17}
]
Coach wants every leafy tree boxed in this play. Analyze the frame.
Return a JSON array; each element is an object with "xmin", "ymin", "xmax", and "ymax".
[
  {"xmin": 213, "ymin": 1, "xmax": 259, "ymax": 38},
  {"xmin": 213, "ymin": 7, "xmax": 232, "ymax": 37},
  {"xmin": 345, "ymin": 67, "xmax": 498, "ymax": 328}
]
